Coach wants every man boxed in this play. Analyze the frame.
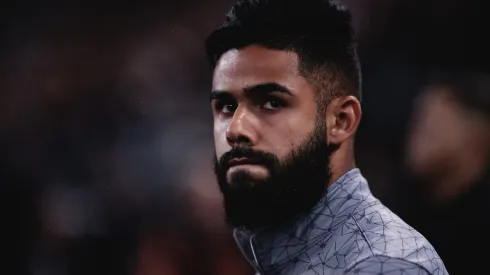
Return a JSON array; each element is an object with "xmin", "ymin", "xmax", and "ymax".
[
  {"xmin": 205, "ymin": 0, "xmax": 447, "ymax": 274},
  {"xmin": 400, "ymin": 68, "xmax": 490, "ymax": 275},
  {"xmin": 406, "ymin": 70, "xmax": 490, "ymax": 202}
]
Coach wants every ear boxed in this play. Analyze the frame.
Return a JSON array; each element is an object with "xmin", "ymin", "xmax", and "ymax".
[{"xmin": 325, "ymin": 96, "xmax": 362, "ymax": 145}]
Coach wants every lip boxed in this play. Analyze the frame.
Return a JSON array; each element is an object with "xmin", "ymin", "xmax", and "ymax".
[{"xmin": 228, "ymin": 158, "xmax": 259, "ymax": 167}]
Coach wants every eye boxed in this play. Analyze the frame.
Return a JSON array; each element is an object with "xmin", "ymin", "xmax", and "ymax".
[
  {"xmin": 262, "ymin": 98, "xmax": 285, "ymax": 110},
  {"xmin": 222, "ymin": 103, "xmax": 237, "ymax": 114},
  {"xmin": 214, "ymin": 99, "xmax": 237, "ymax": 115}
]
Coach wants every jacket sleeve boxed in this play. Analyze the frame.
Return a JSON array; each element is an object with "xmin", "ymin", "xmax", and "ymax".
[{"xmin": 343, "ymin": 255, "xmax": 432, "ymax": 275}]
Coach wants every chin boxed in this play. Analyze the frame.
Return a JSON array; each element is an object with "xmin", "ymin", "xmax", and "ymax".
[{"xmin": 227, "ymin": 165, "xmax": 270, "ymax": 183}]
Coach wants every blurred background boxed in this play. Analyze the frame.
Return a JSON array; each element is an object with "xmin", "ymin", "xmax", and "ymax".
[{"xmin": 1, "ymin": 0, "xmax": 489, "ymax": 274}]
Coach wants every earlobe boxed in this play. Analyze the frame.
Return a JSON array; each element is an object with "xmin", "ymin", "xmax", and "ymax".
[{"xmin": 326, "ymin": 96, "xmax": 362, "ymax": 144}]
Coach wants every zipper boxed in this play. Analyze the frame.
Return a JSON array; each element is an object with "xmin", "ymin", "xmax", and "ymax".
[
  {"xmin": 233, "ymin": 230, "xmax": 263, "ymax": 275},
  {"xmin": 250, "ymin": 233, "xmax": 264, "ymax": 275}
]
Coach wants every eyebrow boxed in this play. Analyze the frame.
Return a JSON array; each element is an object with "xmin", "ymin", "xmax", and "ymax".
[{"xmin": 210, "ymin": 82, "xmax": 293, "ymax": 101}]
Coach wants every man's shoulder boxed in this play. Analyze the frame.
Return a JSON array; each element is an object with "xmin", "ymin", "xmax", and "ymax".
[
  {"xmin": 351, "ymin": 199, "xmax": 441, "ymax": 259},
  {"xmin": 307, "ymin": 198, "xmax": 447, "ymax": 274},
  {"xmin": 305, "ymin": 255, "xmax": 443, "ymax": 275}
]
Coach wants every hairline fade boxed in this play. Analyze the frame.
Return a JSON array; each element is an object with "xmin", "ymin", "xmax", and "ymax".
[{"xmin": 205, "ymin": 0, "xmax": 362, "ymax": 104}]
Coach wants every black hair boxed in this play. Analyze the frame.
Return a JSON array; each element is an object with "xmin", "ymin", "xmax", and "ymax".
[{"xmin": 205, "ymin": 0, "xmax": 361, "ymax": 105}]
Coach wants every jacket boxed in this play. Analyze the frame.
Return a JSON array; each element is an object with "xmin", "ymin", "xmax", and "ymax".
[{"xmin": 234, "ymin": 169, "xmax": 448, "ymax": 275}]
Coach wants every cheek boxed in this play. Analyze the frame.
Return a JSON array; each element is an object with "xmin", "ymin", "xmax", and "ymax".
[
  {"xmin": 409, "ymin": 103, "xmax": 446, "ymax": 157},
  {"xmin": 409, "ymin": 116, "xmax": 444, "ymax": 160},
  {"xmin": 214, "ymin": 121, "xmax": 229, "ymax": 157},
  {"xmin": 265, "ymin": 118, "xmax": 316, "ymax": 158},
  {"xmin": 408, "ymin": 117, "xmax": 464, "ymax": 171}
]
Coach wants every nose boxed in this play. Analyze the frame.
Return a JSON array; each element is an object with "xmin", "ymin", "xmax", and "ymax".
[{"xmin": 226, "ymin": 106, "xmax": 258, "ymax": 147}]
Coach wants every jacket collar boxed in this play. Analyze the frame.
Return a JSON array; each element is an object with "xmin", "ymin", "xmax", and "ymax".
[{"xmin": 233, "ymin": 168, "xmax": 370, "ymax": 273}]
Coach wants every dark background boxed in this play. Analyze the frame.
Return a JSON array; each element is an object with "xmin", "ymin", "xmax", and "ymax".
[{"xmin": 1, "ymin": 1, "xmax": 488, "ymax": 274}]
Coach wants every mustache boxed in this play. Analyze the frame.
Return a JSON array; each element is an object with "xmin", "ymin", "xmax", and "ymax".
[{"xmin": 218, "ymin": 147, "xmax": 279, "ymax": 170}]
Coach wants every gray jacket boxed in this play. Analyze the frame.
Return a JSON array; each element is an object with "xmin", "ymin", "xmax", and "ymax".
[{"xmin": 234, "ymin": 169, "xmax": 448, "ymax": 275}]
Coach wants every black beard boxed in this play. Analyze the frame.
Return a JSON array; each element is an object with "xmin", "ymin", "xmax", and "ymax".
[{"xmin": 213, "ymin": 121, "xmax": 337, "ymax": 231}]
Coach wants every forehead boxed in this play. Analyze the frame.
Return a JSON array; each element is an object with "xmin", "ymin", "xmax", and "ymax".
[
  {"xmin": 212, "ymin": 45, "xmax": 306, "ymax": 91},
  {"xmin": 417, "ymin": 87, "xmax": 459, "ymax": 117},
  {"xmin": 412, "ymin": 86, "xmax": 471, "ymax": 134}
]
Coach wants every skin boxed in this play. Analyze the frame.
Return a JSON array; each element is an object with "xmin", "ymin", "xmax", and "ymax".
[
  {"xmin": 407, "ymin": 86, "xmax": 490, "ymax": 201},
  {"xmin": 210, "ymin": 45, "xmax": 362, "ymax": 186}
]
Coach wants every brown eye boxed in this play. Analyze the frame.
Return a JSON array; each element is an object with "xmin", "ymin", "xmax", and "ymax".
[
  {"xmin": 214, "ymin": 98, "xmax": 237, "ymax": 115},
  {"xmin": 222, "ymin": 103, "xmax": 237, "ymax": 114},
  {"xmin": 263, "ymin": 99, "xmax": 284, "ymax": 110}
]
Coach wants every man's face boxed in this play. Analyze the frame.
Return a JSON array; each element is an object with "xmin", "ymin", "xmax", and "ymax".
[
  {"xmin": 407, "ymin": 87, "xmax": 471, "ymax": 177},
  {"xmin": 406, "ymin": 86, "xmax": 490, "ymax": 199},
  {"xmin": 210, "ymin": 45, "xmax": 334, "ymax": 230}
]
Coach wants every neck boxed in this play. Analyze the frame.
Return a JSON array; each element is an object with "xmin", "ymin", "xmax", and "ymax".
[{"xmin": 328, "ymin": 141, "xmax": 356, "ymax": 187}]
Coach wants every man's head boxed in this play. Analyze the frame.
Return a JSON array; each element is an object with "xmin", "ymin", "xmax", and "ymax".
[
  {"xmin": 206, "ymin": 0, "xmax": 362, "ymax": 231},
  {"xmin": 406, "ymin": 70, "xmax": 490, "ymax": 199}
]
